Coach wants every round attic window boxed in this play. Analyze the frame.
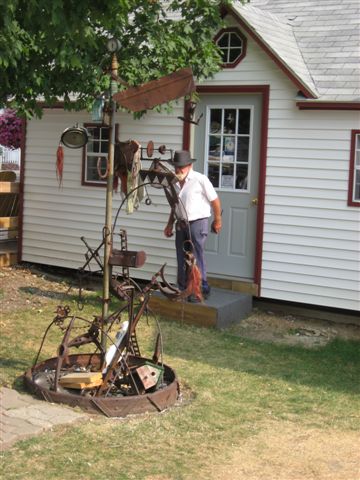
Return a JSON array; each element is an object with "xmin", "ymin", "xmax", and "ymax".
[{"xmin": 215, "ymin": 28, "xmax": 247, "ymax": 68}]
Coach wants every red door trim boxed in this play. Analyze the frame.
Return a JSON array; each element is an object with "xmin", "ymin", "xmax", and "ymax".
[{"xmin": 183, "ymin": 85, "xmax": 270, "ymax": 296}]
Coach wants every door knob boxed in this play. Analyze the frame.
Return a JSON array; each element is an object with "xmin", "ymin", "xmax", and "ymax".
[{"xmin": 251, "ymin": 197, "xmax": 258, "ymax": 205}]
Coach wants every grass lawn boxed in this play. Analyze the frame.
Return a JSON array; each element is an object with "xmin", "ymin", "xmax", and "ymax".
[{"xmin": 1, "ymin": 287, "xmax": 360, "ymax": 480}]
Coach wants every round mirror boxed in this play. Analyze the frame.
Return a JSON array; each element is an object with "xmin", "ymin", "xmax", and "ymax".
[{"xmin": 61, "ymin": 126, "xmax": 89, "ymax": 149}]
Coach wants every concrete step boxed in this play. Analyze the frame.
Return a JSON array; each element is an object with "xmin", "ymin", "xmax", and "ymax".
[{"xmin": 149, "ymin": 287, "xmax": 252, "ymax": 329}]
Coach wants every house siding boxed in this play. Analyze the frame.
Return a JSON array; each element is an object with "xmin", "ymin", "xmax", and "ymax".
[
  {"xmin": 198, "ymin": 23, "xmax": 360, "ymax": 310},
  {"xmin": 22, "ymin": 21, "xmax": 360, "ymax": 311},
  {"xmin": 22, "ymin": 108, "xmax": 184, "ymax": 280},
  {"xmin": 261, "ymin": 107, "xmax": 360, "ymax": 310}
]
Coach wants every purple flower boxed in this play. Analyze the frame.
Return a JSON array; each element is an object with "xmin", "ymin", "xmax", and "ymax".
[{"xmin": 0, "ymin": 110, "xmax": 22, "ymax": 150}]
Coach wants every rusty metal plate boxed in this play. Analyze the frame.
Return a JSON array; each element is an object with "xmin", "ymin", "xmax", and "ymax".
[
  {"xmin": 109, "ymin": 250, "xmax": 146, "ymax": 268},
  {"xmin": 113, "ymin": 68, "xmax": 196, "ymax": 112}
]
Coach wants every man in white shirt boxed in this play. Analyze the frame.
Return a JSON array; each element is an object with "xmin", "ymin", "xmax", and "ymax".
[{"xmin": 164, "ymin": 150, "xmax": 222, "ymax": 299}]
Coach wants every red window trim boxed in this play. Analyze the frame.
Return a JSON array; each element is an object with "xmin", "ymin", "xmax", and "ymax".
[
  {"xmin": 348, "ymin": 129, "xmax": 360, "ymax": 207},
  {"xmin": 214, "ymin": 27, "xmax": 247, "ymax": 69}
]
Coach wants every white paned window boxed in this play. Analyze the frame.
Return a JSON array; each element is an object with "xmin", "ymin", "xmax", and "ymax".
[
  {"xmin": 205, "ymin": 107, "xmax": 252, "ymax": 191},
  {"xmin": 348, "ymin": 130, "xmax": 360, "ymax": 206},
  {"xmin": 83, "ymin": 124, "xmax": 110, "ymax": 185},
  {"xmin": 215, "ymin": 28, "xmax": 246, "ymax": 68}
]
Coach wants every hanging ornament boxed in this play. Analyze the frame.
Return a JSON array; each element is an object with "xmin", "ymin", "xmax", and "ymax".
[
  {"xmin": 56, "ymin": 144, "xmax": 64, "ymax": 187},
  {"xmin": 185, "ymin": 251, "xmax": 203, "ymax": 302},
  {"xmin": 91, "ymin": 96, "xmax": 105, "ymax": 123}
]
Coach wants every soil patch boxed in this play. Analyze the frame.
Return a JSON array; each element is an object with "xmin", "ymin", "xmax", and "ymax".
[
  {"xmin": 0, "ymin": 263, "xmax": 82, "ymax": 316},
  {"xmin": 228, "ymin": 307, "xmax": 360, "ymax": 348}
]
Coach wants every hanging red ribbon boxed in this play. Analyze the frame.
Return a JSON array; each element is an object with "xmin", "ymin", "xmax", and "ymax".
[
  {"xmin": 185, "ymin": 252, "xmax": 203, "ymax": 302},
  {"xmin": 56, "ymin": 145, "xmax": 64, "ymax": 187}
]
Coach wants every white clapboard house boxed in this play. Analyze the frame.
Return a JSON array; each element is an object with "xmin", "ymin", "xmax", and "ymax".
[{"xmin": 19, "ymin": 0, "xmax": 360, "ymax": 312}]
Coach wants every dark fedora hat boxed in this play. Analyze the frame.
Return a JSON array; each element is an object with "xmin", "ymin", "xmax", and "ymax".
[{"xmin": 172, "ymin": 150, "xmax": 196, "ymax": 167}]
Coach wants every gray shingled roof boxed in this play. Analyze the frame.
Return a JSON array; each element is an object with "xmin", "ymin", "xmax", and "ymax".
[{"xmin": 231, "ymin": 0, "xmax": 360, "ymax": 102}]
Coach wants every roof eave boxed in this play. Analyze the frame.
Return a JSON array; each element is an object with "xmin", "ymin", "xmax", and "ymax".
[{"xmin": 296, "ymin": 101, "xmax": 360, "ymax": 111}]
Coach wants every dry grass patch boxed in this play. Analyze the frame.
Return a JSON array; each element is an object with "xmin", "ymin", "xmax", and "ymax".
[{"xmin": 204, "ymin": 420, "xmax": 360, "ymax": 480}]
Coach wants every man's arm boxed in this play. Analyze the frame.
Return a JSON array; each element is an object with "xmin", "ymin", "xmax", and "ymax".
[
  {"xmin": 164, "ymin": 208, "xmax": 175, "ymax": 237},
  {"xmin": 210, "ymin": 197, "xmax": 222, "ymax": 234}
]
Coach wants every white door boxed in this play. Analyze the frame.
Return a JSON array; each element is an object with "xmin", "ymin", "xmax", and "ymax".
[{"xmin": 193, "ymin": 94, "xmax": 262, "ymax": 279}]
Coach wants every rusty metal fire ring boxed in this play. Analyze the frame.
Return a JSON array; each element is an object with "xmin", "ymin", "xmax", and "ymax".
[{"xmin": 24, "ymin": 353, "xmax": 179, "ymax": 418}]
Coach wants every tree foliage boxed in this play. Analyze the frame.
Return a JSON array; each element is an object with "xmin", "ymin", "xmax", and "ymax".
[{"xmin": 0, "ymin": 0, "xmax": 230, "ymax": 118}]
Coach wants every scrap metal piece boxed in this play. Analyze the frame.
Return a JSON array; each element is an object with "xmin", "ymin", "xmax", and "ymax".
[
  {"xmin": 146, "ymin": 140, "xmax": 154, "ymax": 157},
  {"xmin": 54, "ymin": 316, "xmax": 76, "ymax": 392},
  {"xmin": 54, "ymin": 305, "xmax": 71, "ymax": 323},
  {"xmin": 178, "ymin": 101, "xmax": 204, "ymax": 125},
  {"xmin": 96, "ymin": 291, "xmax": 151, "ymax": 396},
  {"xmin": 139, "ymin": 157, "xmax": 180, "ymax": 213},
  {"xmin": 152, "ymin": 333, "xmax": 161, "ymax": 364},
  {"xmin": 110, "ymin": 277, "xmax": 134, "ymax": 301},
  {"xmin": 135, "ymin": 363, "xmax": 163, "ymax": 390},
  {"xmin": 109, "ymin": 250, "xmax": 146, "ymax": 268},
  {"xmin": 113, "ymin": 68, "xmax": 196, "ymax": 112},
  {"xmin": 157, "ymin": 264, "xmax": 186, "ymax": 301},
  {"xmin": 67, "ymin": 326, "xmax": 102, "ymax": 352},
  {"xmin": 140, "ymin": 145, "xmax": 173, "ymax": 163},
  {"xmin": 80, "ymin": 236, "xmax": 104, "ymax": 272}
]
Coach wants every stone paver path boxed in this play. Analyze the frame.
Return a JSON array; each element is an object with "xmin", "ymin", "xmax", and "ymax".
[{"xmin": 0, "ymin": 387, "xmax": 88, "ymax": 450}]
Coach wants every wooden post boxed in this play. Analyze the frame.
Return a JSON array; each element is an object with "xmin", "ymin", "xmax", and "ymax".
[{"xmin": 101, "ymin": 53, "xmax": 118, "ymax": 349}]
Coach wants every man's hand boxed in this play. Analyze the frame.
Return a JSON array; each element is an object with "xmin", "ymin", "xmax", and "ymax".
[
  {"xmin": 211, "ymin": 219, "xmax": 222, "ymax": 234},
  {"xmin": 164, "ymin": 210, "xmax": 175, "ymax": 237},
  {"xmin": 164, "ymin": 224, "xmax": 174, "ymax": 237},
  {"xmin": 210, "ymin": 197, "xmax": 222, "ymax": 234}
]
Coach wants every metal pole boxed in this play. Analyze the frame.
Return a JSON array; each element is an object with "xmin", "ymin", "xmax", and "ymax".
[{"xmin": 101, "ymin": 53, "xmax": 118, "ymax": 349}]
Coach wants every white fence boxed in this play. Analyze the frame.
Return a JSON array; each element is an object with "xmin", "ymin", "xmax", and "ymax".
[{"xmin": 0, "ymin": 147, "xmax": 20, "ymax": 172}]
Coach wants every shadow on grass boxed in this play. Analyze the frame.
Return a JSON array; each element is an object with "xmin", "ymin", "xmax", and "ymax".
[
  {"xmin": 12, "ymin": 375, "xmax": 29, "ymax": 392},
  {"xmin": 161, "ymin": 322, "xmax": 360, "ymax": 395},
  {"xmin": 0, "ymin": 356, "xmax": 32, "ymax": 393},
  {"xmin": 0, "ymin": 356, "xmax": 31, "ymax": 372},
  {"xmin": 19, "ymin": 286, "xmax": 106, "ymax": 308}
]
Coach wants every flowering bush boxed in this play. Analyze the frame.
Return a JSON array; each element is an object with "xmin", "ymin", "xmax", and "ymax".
[{"xmin": 0, "ymin": 109, "xmax": 22, "ymax": 150}]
